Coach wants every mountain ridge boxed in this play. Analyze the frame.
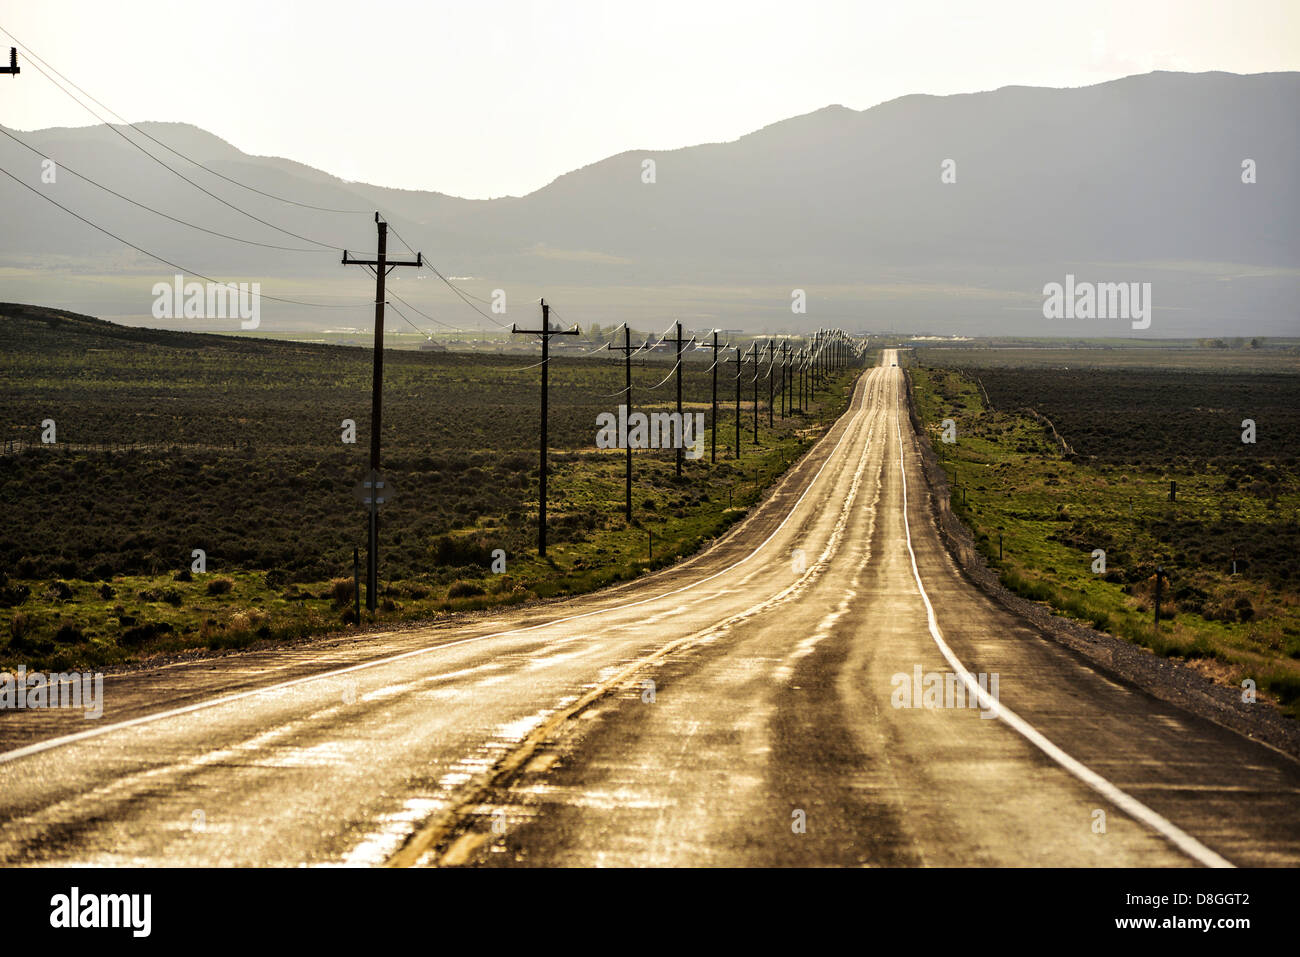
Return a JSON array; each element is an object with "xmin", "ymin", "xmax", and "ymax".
[{"xmin": 3, "ymin": 70, "xmax": 1296, "ymax": 335}]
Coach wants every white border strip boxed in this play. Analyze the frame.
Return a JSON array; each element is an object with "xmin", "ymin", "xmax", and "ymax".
[{"xmin": 891, "ymin": 370, "xmax": 1232, "ymax": 869}]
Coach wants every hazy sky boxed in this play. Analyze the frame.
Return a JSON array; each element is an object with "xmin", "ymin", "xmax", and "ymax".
[{"xmin": 0, "ymin": 0, "xmax": 1296, "ymax": 199}]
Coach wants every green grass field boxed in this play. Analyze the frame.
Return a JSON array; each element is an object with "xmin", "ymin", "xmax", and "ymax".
[
  {"xmin": 908, "ymin": 351, "xmax": 1300, "ymax": 718},
  {"xmin": 0, "ymin": 304, "xmax": 864, "ymax": 671}
]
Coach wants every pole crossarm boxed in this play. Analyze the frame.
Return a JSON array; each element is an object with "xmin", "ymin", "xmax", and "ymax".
[
  {"xmin": 511, "ymin": 324, "xmax": 581, "ymax": 336},
  {"xmin": 341, "ymin": 251, "xmax": 422, "ymax": 269}
]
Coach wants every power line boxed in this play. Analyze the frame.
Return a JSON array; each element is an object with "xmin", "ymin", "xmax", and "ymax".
[
  {"xmin": 546, "ymin": 304, "xmax": 577, "ymax": 326},
  {"xmin": 0, "ymin": 164, "xmax": 364, "ymax": 309},
  {"xmin": 500, "ymin": 355, "xmax": 552, "ymax": 373},
  {"xmin": 387, "ymin": 222, "xmax": 546, "ymax": 329},
  {"xmin": 384, "ymin": 223, "xmax": 506, "ymax": 327},
  {"xmin": 384, "ymin": 300, "xmax": 441, "ymax": 338},
  {"xmin": 0, "ymin": 25, "xmax": 371, "ymax": 215},
  {"xmin": 11, "ymin": 47, "xmax": 356, "ymax": 250},
  {"xmin": 444, "ymin": 282, "xmax": 496, "ymax": 305},
  {"xmin": 385, "ymin": 222, "xmax": 417, "ymax": 256},
  {"xmin": 499, "ymin": 328, "xmax": 622, "ymax": 371},
  {"xmin": 352, "ymin": 241, "xmax": 507, "ymax": 332},
  {"xmin": 642, "ymin": 359, "xmax": 681, "ymax": 391},
  {"xmin": 424, "ymin": 262, "xmax": 509, "ymax": 328},
  {"xmin": 570, "ymin": 326, "xmax": 624, "ymax": 357},
  {"xmin": 385, "ymin": 222, "xmax": 506, "ymax": 327},
  {"xmin": 0, "ymin": 127, "xmax": 320, "ymax": 252},
  {"xmin": 392, "ymin": 235, "xmax": 496, "ymax": 308},
  {"xmin": 387, "ymin": 223, "xmax": 558, "ymax": 332},
  {"xmin": 2, "ymin": 31, "xmax": 616, "ymax": 338},
  {"xmin": 386, "ymin": 290, "xmax": 463, "ymax": 332}
]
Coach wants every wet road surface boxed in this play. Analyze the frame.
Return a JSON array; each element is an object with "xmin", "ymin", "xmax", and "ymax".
[{"xmin": 2, "ymin": 352, "xmax": 1296, "ymax": 867}]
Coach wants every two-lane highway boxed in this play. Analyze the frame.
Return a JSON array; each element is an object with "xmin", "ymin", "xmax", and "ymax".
[{"xmin": 1, "ymin": 352, "xmax": 1297, "ymax": 867}]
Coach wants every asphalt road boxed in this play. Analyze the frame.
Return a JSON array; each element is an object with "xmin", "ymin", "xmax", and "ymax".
[{"xmin": 2, "ymin": 351, "xmax": 1297, "ymax": 867}]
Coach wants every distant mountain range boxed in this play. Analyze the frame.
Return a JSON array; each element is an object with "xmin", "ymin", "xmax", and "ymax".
[{"xmin": 2, "ymin": 71, "xmax": 1297, "ymax": 336}]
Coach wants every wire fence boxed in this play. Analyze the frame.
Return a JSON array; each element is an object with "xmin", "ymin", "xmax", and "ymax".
[{"xmin": 0, "ymin": 438, "xmax": 263, "ymax": 457}]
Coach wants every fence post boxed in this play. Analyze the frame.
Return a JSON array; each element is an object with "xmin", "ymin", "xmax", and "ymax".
[
  {"xmin": 1154, "ymin": 566, "xmax": 1163, "ymax": 632},
  {"xmin": 353, "ymin": 547, "xmax": 361, "ymax": 623}
]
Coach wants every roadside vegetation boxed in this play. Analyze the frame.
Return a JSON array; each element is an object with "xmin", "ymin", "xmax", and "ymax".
[
  {"xmin": 0, "ymin": 304, "xmax": 863, "ymax": 671},
  {"xmin": 908, "ymin": 350, "xmax": 1300, "ymax": 718}
]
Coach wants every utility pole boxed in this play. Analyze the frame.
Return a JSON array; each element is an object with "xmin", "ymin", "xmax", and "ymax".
[
  {"xmin": 342, "ymin": 213, "xmax": 421, "ymax": 611},
  {"xmin": 781, "ymin": 341, "xmax": 789, "ymax": 418},
  {"xmin": 811, "ymin": 332, "xmax": 821, "ymax": 392},
  {"xmin": 672, "ymin": 321, "xmax": 693, "ymax": 477},
  {"xmin": 710, "ymin": 330, "xmax": 720, "ymax": 464},
  {"xmin": 810, "ymin": 333, "xmax": 818, "ymax": 403},
  {"xmin": 607, "ymin": 325, "xmax": 643, "ymax": 521},
  {"xmin": 799, "ymin": 347, "xmax": 808, "ymax": 413},
  {"xmin": 795, "ymin": 348, "xmax": 806, "ymax": 416},
  {"xmin": 778, "ymin": 342, "xmax": 785, "ymax": 418},
  {"xmin": 733, "ymin": 345, "xmax": 743, "ymax": 459},
  {"xmin": 767, "ymin": 340, "xmax": 775, "ymax": 429},
  {"xmin": 793, "ymin": 342, "xmax": 800, "ymax": 412},
  {"xmin": 749, "ymin": 343, "xmax": 759, "ymax": 443},
  {"xmin": 511, "ymin": 300, "xmax": 580, "ymax": 556}
]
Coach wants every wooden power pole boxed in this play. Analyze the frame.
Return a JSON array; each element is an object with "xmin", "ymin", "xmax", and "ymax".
[
  {"xmin": 671, "ymin": 321, "xmax": 694, "ymax": 477},
  {"xmin": 606, "ymin": 324, "xmax": 644, "ymax": 521},
  {"xmin": 766, "ymin": 339, "xmax": 775, "ymax": 429},
  {"xmin": 512, "ymin": 300, "xmax": 579, "ymax": 556},
  {"xmin": 733, "ymin": 345, "xmax": 743, "ymax": 459},
  {"xmin": 781, "ymin": 341, "xmax": 789, "ymax": 418},
  {"xmin": 710, "ymin": 331, "xmax": 724, "ymax": 464},
  {"xmin": 342, "ymin": 213, "xmax": 421, "ymax": 611}
]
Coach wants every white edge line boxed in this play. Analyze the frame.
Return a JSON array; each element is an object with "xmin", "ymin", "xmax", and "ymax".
[
  {"xmin": 0, "ymin": 369, "xmax": 878, "ymax": 767},
  {"xmin": 890, "ymin": 364, "xmax": 1233, "ymax": 869}
]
